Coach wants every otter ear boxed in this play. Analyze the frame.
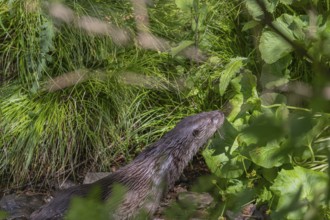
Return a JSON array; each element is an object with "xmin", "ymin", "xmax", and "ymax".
[{"xmin": 192, "ymin": 129, "xmax": 200, "ymax": 137}]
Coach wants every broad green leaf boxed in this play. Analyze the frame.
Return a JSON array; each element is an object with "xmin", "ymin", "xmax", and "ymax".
[
  {"xmin": 203, "ymin": 148, "xmax": 249, "ymax": 179},
  {"xmin": 270, "ymin": 166, "xmax": 328, "ymax": 219},
  {"xmin": 272, "ymin": 16, "xmax": 294, "ymax": 40},
  {"xmin": 261, "ymin": 167, "xmax": 279, "ymax": 182},
  {"xmin": 225, "ymin": 188, "xmax": 257, "ymax": 214},
  {"xmin": 170, "ymin": 40, "xmax": 194, "ymax": 57},
  {"xmin": 232, "ymin": 70, "xmax": 257, "ymax": 101},
  {"xmin": 228, "ymin": 93, "xmax": 244, "ymax": 122},
  {"xmin": 259, "ymin": 14, "xmax": 307, "ymax": 64},
  {"xmin": 273, "ymin": 14, "xmax": 307, "ymax": 41},
  {"xmin": 219, "ymin": 57, "xmax": 246, "ymax": 96},
  {"xmin": 225, "ymin": 179, "xmax": 245, "ymax": 195},
  {"xmin": 260, "ymin": 55, "xmax": 292, "ymax": 89},
  {"xmin": 175, "ymin": 0, "xmax": 194, "ymax": 11},
  {"xmin": 247, "ymin": 140, "xmax": 289, "ymax": 168},
  {"xmin": 245, "ymin": 0, "xmax": 263, "ymax": 20},
  {"xmin": 210, "ymin": 120, "xmax": 239, "ymax": 155},
  {"xmin": 259, "ymin": 31, "xmax": 293, "ymax": 64},
  {"xmin": 227, "ymin": 71, "xmax": 259, "ymax": 121},
  {"xmin": 245, "ymin": 0, "xmax": 278, "ymax": 21},
  {"xmin": 275, "ymin": 104, "xmax": 289, "ymax": 123},
  {"xmin": 241, "ymin": 114, "xmax": 284, "ymax": 146},
  {"xmin": 260, "ymin": 68, "xmax": 290, "ymax": 89},
  {"xmin": 257, "ymin": 187, "xmax": 273, "ymax": 203},
  {"xmin": 260, "ymin": 92, "xmax": 287, "ymax": 105},
  {"xmin": 288, "ymin": 112, "xmax": 313, "ymax": 139}
]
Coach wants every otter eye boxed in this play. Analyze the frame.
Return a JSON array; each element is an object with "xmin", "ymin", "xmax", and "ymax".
[{"xmin": 192, "ymin": 129, "xmax": 200, "ymax": 137}]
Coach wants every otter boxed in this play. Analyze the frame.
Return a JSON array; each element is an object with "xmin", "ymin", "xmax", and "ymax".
[{"xmin": 30, "ymin": 110, "xmax": 224, "ymax": 220}]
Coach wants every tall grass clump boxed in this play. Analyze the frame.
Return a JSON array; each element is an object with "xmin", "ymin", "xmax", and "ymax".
[
  {"xmin": 0, "ymin": 0, "xmax": 245, "ymax": 189},
  {"xmin": 0, "ymin": 0, "xmax": 53, "ymax": 87},
  {"xmin": 0, "ymin": 0, "xmax": 153, "ymax": 187}
]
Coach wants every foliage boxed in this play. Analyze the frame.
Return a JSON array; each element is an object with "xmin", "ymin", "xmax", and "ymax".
[
  {"xmin": 0, "ymin": 0, "xmax": 329, "ymax": 219},
  {"xmin": 65, "ymin": 184, "xmax": 128, "ymax": 220},
  {"xmin": 0, "ymin": 211, "xmax": 7, "ymax": 220},
  {"xmin": 202, "ymin": 0, "xmax": 330, "ymax": 219}
]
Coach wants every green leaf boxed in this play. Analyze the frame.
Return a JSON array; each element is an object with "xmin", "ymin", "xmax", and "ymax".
[
  {"xmin": 228, "ymin": 93, "xmax": 244, "ymax": 122},
  {"xmin": 227, "ymin": 71, "xmax": 259, "ymax": 121},
  {"xmin": 175, "ymin": 0, "xmax": 194, "ymax": 11},
  {"xmin": 245, "ymin": 0, "xmax": 279, "ymax": 21},
  {"xmin": 303, "ymin": 115, "xmax": 330, "ymax": 148},
  {"xmin": 242, "ymin": 20, "xmax": 259, "ymax": 31},
  {"xmin": 225, "ymin": 179, "xmax": 245, "ymax": 195},
  {"xmin": 274, "ymin": 14, "xmax": 307, "ymax": 41},
  {"xmin": 0, "ymin": 211, "xmax": 8, "ymax": 220},
  {"xmin": 260, "ymin": 55, "xmax": 292, "ymax": 89},
  {"xmin": 65, "ymin": 184, "xmax": 127, "ymax": 220},
  {"xmin": 260, "ymin": 93, "xmax": 287, "ymax": 105},
  {"xmin": 270, "ymin": 166, "xmax": 328, "ymax": 219},
  {"xmin": 259, "ymin": 31, "xmax": 293, "ymax": 64},
  {"xmin": 203, "ymin": 148, "xmax": 249, "ymax": 179},
  {"xmin": 259, "ymin": 14, "xmax": 307, "ymax": 64},
  {"xmin": 219, "ymin": 57, "xmax": 246, "ymax": 96},
  {"xmin": 275, "ymin": 104, "xmax": 289, "ymax": 122},
  {"xmin": 247, "ymin": 140, "xmax": 290, "ymax": 168},
  {"xmin": 170, "ymin": 40, "xmax": 194, "ymax": 57},
  {"xmin": 210, "ymin": 120, "xmax": 239, "ymax": 155},
  {"xmin": 261, "ymin": 167, "xmax": 279, "ymax": 182},
  {"xmin": 245, "ymin": 0, "xmax": 263, "ymax": 21},
  {"xmin": 225, "ymin": 188, "xmax": 257, "ymax": 213},
  {"xmin": 65, "ymin": 186, "xmax": 108, "ymax": 220},
  {"xmin": 241, "ymin": 114, "xmax": 284, "ymax": 146},
  {"xmin": 257, "ymin": 187, "xmax": 273, "ymax": 203},
  {"xmin": 288, "ymin": 112, "xmax": 313, "ymax": 139}
]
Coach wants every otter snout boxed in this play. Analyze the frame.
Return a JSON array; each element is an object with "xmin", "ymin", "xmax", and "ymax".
[{"xmin": 210, "ymin": 110, "xmax": 225, "ymax": 129}]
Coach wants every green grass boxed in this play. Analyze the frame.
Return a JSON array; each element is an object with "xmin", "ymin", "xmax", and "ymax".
[
  {"xmin": 1, "ymin": 0, "xmax": 330, "ymax": 219},
  {"xmin": 0, "ymin": 0, "xmax": 252, "ymax": 187}
]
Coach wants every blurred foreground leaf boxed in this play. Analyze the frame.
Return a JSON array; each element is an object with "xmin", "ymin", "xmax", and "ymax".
[
  {"xmin": 270, "ymin": 166, "xmax": 328, "ymax": 219},
  {"xmin": 65, "ymin": 184, "xmax": 127, "ymax": 220},
  {"xmin": 203, "ymin": 148, "xmax": 249, "ymax": 179}
]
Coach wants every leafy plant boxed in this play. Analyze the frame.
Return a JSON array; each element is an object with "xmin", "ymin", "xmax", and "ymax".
[
  {"xmin": 1, "ymin": 0, "xmax": 329, "ymax": 219},
  {"xmin": 65, "ymin": 184, "xmax": 127, "ymax": 220},
  {"xmin": 0, "ymin": 211, "xmax": 7, "ymax": 220},
  {"xmin": 202, "ymin": 0, "xmax": 330, "ymax": 219}
]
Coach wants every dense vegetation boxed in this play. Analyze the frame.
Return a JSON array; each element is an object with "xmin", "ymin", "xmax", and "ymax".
[{"xmin": 0, "ymin": 0, "xmax": 329, "ymax": 219}]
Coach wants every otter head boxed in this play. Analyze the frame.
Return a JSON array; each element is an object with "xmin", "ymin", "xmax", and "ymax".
[
  {"xmin": 172, "ymin": 110, "xmax": 224, "ymax": 147},
  {"xmin": 148, "ymin": 110, "xmax": 225, "ymax": 188},
  {"xmin": 157, "ymin": 110, "xmax": 224, "ymax": 156}
]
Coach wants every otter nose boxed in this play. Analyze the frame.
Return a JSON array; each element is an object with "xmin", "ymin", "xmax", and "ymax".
[{"xmin": 211, "ymin": 110, "xmax": 224, "ymax": 127}]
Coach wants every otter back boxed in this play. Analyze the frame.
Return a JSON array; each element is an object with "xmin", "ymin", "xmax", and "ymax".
[{"xmin": 30, "ymin": 110, "xmax": 224, "ymax": 220}]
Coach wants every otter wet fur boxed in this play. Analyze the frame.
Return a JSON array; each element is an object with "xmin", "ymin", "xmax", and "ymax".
[{"xmin": 30, "ymin": 110, "xmax": 224, "ymax": 220}]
